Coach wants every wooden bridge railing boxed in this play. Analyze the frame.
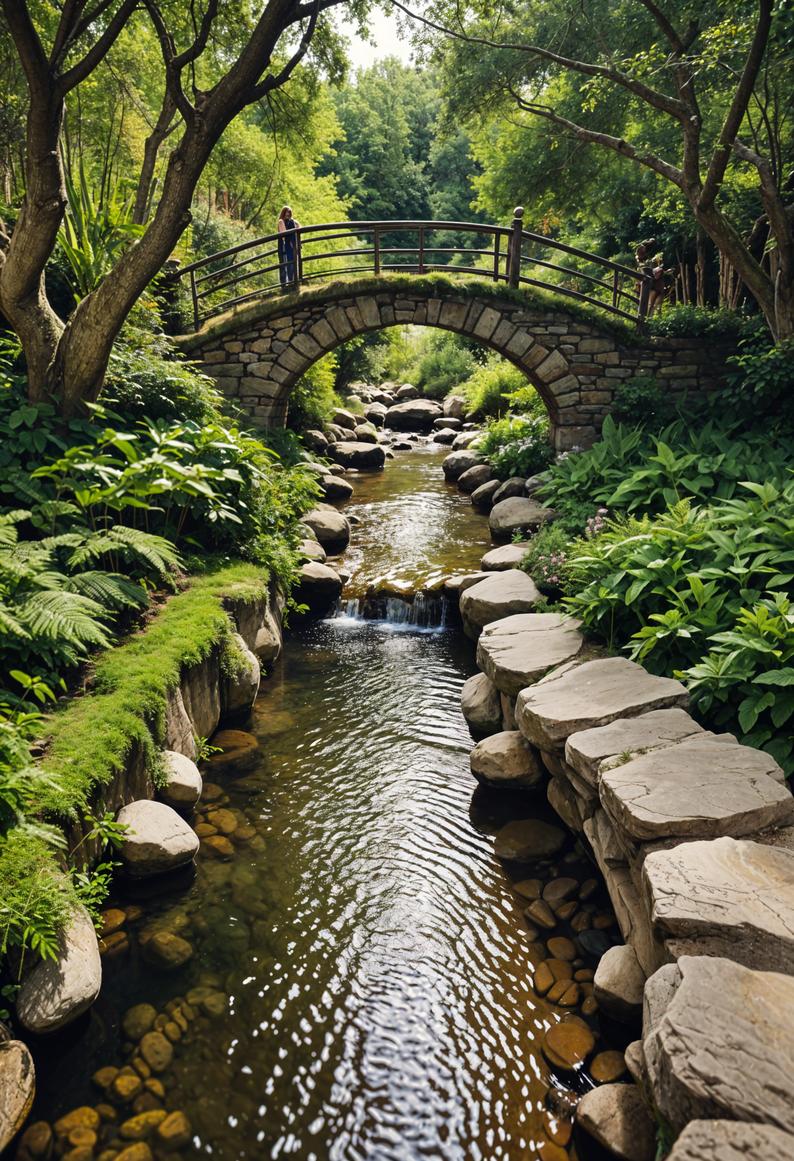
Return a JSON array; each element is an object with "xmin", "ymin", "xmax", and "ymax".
[{"xmin": 175, "ymin": 208, "xmax": 647, "ymax": 330}]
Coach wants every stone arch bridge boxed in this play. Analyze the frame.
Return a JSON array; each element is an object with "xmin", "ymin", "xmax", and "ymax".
[
  {"xmin": 173, "ymin": 216, "xmax": 731, "ymax": 450},
  {"xmin": 178, "ymin": 278, "xmax": 728, "ymax": 450}
]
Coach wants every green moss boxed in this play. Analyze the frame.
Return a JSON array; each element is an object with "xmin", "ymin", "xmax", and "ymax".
[
  {"xmin": 177, "ymin": 273, "xmax": 640, "ymax": 350},
  {"xmin": 0, "ymin": 828, "xmax": 78, "ymax": 964},
  {"xmin": 40, "ymin": 562, "xmax": 267, "ymax": 818}
]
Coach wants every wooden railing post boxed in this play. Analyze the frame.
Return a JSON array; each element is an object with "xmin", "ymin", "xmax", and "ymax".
[
  {"xmin": 373, "ymin": 227, "xmax": 381, "ymax": 276},
  {"xmin": 507, "ymin": 206, "xmax": 524, "ymax": 288},
  {"xmin": 418, "ymin": 226, "xmax": 425, "ymax": 274},
  {"xmin": 493, "ymin": 232, "xmax": 501, "ymax": 283},
  {"xmin": 189, "ymin": 268, "xmax": 199, "ymax": 331}
]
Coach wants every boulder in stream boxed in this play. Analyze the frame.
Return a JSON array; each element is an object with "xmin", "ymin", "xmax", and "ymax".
[
  {"xmin": 330, "ymin": 441, "xmax": 386, "ymax": 470},
  {"xmin": 17, "ymin": 904, "xmax": 102, "ymax": 1033},
  {"xmin": 159, "ymin": 751, "xmax": 202, "ymax": 812},
  {"xmin": 302, "ymin": 505, "xmax": 351, "ymax": 554},
  {"xmin": 117, "ymin": 800, "xmax": 199, "ymax": 878},
  {"xmin": 384, "ymin": 399, "xmax": 442, "ymax": 432}
]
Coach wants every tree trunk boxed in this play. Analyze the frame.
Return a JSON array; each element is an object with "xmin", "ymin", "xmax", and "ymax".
[{"xmin": 132, "ymin": 90, "xmax": 178, "ymax": 226}]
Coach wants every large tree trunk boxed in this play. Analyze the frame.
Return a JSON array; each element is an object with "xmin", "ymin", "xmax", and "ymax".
[{"xmin": 0, "ymin": 85, "xmax": 67, "ymax": 399}]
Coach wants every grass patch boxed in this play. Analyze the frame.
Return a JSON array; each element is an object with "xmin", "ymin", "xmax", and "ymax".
[
  {"xmin": 177, "ymin": 273, "xmax": 641, "ymax": 350},
  {"xmin": 40, "ymin": 562, "xmax": 267, "ymax": 818}
]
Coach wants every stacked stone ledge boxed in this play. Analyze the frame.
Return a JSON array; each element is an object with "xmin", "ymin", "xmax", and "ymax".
[{"xmin": 460, "ymin": 603, "xmax": 794, "ymax": 1156}]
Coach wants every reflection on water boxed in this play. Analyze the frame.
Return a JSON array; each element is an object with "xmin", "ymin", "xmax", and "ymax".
[{"xmin": 29, "ymin": 447, "xmax": 607, "ymax": 1160}]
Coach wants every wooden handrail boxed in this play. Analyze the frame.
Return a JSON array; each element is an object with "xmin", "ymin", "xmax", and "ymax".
[{"xmin": 173, "ymin": 214, "xmax": 647, "ymax": 328}]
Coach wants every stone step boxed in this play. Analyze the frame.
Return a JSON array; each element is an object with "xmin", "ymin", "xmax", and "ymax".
[
  {"xmin": 643, "ymin": 836, "xmax": 794, "ymax": 974},
  {"xmin": 599, "ymin": 737, "xmax": 792, "ymax": 843},
  {"xmin": 459, "ymin": 570, "xmax": 541, "ymax": 639},
  {"xmin": 475, "ymin": 612, "xmax": 584, "ymax": 697},
  {"xmin": 667, "ymin": 1121, "xmax": 794, "ymax": 1160},
  {"xmin": 516, "ymin": 657, "xmax": 689, "ymax": 750},
  {"xmin": 643, "ymin": 955, "xmax": 794, "ymax": 1136},
  {"xmin": 565, "ymin": 707, "xmax": 708, "ymax": 787}
]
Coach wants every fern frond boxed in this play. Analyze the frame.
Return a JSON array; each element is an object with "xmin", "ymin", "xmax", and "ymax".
[
  {"xmin": 18, "ymin": 590, "xmax": 111, "ymax": 647},
  {"xmin": 102, "ymin": 526, "xmax": 181, "ymax": 577},
  {"xmin": 63, "ymin": 571, "xmax": 147, "ymax": 610},
  {"xmin": 0, "ymin": 602, "xmax": 31, "ymax": 639}
]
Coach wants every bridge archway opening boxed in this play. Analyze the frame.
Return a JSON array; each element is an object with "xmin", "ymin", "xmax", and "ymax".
[{"xmin": 286, "ymin": 320, "xmax": 556, "ymax": 431}]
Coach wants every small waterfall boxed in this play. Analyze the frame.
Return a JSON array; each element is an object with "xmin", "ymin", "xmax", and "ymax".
[{"xmin": 333, "ymin": 590, "xmax": 452, "ymax": 629}]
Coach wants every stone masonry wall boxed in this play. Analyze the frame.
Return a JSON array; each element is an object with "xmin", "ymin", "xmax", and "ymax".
[{"xmin": 178, "ymin": 284, "xmax": 735, "ymax": 451}]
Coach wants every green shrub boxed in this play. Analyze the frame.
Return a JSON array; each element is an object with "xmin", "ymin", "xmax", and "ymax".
[
  {"xmin": 288, "ymin": 354, "xmax": 341, "ymax": 432},
  {"xmin": 646, "ymin": 305, "xmax": 758, "ymax": 339},
  {"xmin": 562, "ymin": 481, "xmax": 794, "ymax": 772},
  {"xmin": 479, "ymin": 413, "xmax": 553, "ymax": 479},
  {"xmin": 460, "ymin": 358, "xmax": 529, "ymax": 419},
  {"xmin": 413, "ymin": 332, "xmax": 477, "ymax": 399},
  {"xmin": 683, "ymin": 594, "xmax": 794, "ymax": 773},
  {"xmin": 540, "ymin": 415, "xmax": 792, "ymax": 531},
  {"xmin": 722, "ymin": 336, "xmax": 794, "ymax": 425},
  {"xmin": 104, "ymin": 324, "xmax": 222, "ymax": 424},
  {"xmin": 520, "ymin": 522, "xmax": 574, "ymax": 595}
]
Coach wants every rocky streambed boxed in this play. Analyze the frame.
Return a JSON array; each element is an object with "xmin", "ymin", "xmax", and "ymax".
[{"xmin": 3, "ymin": 440, "xmax": 644, "ymax": 1161}]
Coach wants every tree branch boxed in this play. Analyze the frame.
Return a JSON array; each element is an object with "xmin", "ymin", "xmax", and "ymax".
[
  {"xmin": 699, "ymin": 0, "xmax": 773, "ymax": 211},
  {"xmin": 390, "ymin": 0, "xmax": 689, "ymax": 121},
  {"xmin": 58, "ymin": 0, "xmax": 141, "ymax": 94},
  {"xmin": 1, "ymin": 0, "xmax": 50, "ymax": 93},
  {"xmin": 142, "ymin": 0, "xmax": 194, "ymax": 120},
  {"xmin": 506, "ymin": 85, "xmax": 685, "ymax": 187},
  {"xmin": 253, "ymin": 0, "xmax": 321, "ymax": 99}
]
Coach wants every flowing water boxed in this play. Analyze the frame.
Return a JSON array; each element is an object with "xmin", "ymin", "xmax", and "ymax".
[{"xmin": 28, "ymin": 445, "xmax": 616, "ymax": 1160}]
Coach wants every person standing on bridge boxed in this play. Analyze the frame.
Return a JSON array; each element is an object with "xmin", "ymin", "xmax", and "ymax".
[{"xmin": 277, "ymin": 206, "xmax": 300, "ymax": 290}]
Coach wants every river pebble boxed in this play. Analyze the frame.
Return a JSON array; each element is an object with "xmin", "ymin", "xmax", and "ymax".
[
  {"xmin": 590, "ymin": 1050, "xmax": 627, "ymax": 1083},
  {"xmin": 541, "ymin": 1019, "xmax": 595, "ymax": 1071},
  {"xmin": 139, "ymin": 1033, "xmax": 173, "ymax": 1073}
]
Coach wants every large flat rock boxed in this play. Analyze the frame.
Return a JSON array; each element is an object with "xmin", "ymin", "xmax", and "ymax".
[
  {"xmin": 644, "ymin": 836, "xmax": 794, "ymax": 973},
  {"xmin": 643, "ymin": 955, "xmax": 794, "ymax": 1135},
  {"xmin": 459, "ymin": 570, "xmax": 541, "ymax": 639},
  {"xmin": 600, "ymin": 737, "xmax": 792, "ymax": 842},
  {"xmin": 17, "ymin": 904, "xmax": 101, "ymax": 1033},
  {"xmin": 667, "ymin": 1120, "xmax": 794, "ymax": 1160},
  {"xmin": 385, "ymin": 399, "xmax": 442, "ymax": 431},
  {"xmin": 565, "ymin": 708, "xmax": 707, "ymax": 787},
  {"xmin": 329, "ymin": 440, "xmax": 386, "ymax": 470},
  {"xmin": 476, "ymin": 612, "xmax": 584, "ymax": 698},
  {"xmin": 516, "ymin": 657, "xmax": 689, "ymax": 750},
  {"xmin": 488, "ymin": 497, "xmax": 556, "ymax": 542},
  {"xmin": 480, "ymin": 542, "xmax": 531, "ymax": 571}
]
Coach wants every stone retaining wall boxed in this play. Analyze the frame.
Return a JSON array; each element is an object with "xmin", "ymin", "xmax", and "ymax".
[
  {"xmin": 459, "ymin": 591, "xmax": 794, "ymax": 1157},
  {"xmin": 178, "ymin": 282, "xmax": 735, "ymax": 451}
]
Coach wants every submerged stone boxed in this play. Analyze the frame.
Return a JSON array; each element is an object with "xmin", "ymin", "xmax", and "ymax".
[{"xmin": 493, "ymin": 819, "xmax": 566, "ymax": 862}]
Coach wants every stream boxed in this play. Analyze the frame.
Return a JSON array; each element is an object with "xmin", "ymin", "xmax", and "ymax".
[{"xmin": 28, "ymin": 445, "xmax": 619, "ymax": 1161}]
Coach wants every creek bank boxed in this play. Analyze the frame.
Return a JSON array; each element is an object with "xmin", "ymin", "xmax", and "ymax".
[{"xmin": 454, "ymin": 486, "xmax": 794, "ymax": 1157}]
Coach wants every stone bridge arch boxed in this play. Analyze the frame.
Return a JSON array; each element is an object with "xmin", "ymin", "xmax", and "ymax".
[{"xmin": 177, "ymin": 278, "xmax": 730, "ymax": 450}]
